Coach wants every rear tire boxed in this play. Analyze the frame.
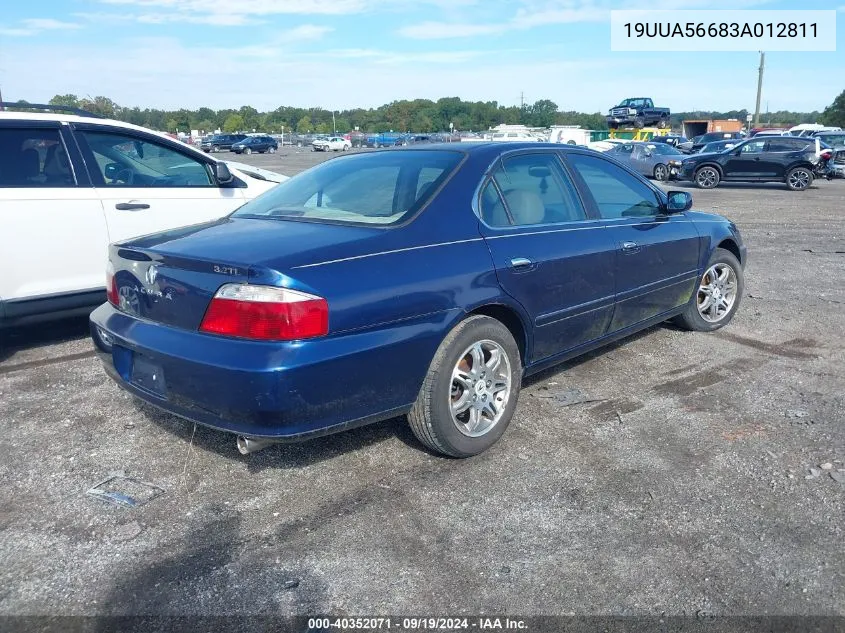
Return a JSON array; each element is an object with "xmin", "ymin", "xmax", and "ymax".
[
  {"xmin": 695, "ymin": 166, "xmax": 720, "ymax": 189},
  {"xmin": 658, "ymin": 117, "xmax": 669, "ymax": 129},
  {"xmin": 408, "ymin": 315, "xmax": 522, "ymax": 457},
  {"xmin": 785, "ymin": 166, "xmax": 813, "ymax": 191},
  {"xmin": 268, "ymin": 146, "xmax": 275, "ymax": 154},
  {"xmin": 673, "ymin": 248, "xmax": 744, "ymax": 332}
]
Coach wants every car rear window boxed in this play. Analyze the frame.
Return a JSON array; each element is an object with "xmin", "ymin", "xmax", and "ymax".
[{"xmin": 232, "ymin": 150, "xmax": 464, "ymax": 226}]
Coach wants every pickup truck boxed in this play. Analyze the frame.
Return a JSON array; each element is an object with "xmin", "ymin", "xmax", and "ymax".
[
  {"xmin": 606, "ymin": 98, "xmax": 670, "ymax": 129},
  {"xmin": 366, "ymin": 132, "xmax": 405, "ymax": 148}
]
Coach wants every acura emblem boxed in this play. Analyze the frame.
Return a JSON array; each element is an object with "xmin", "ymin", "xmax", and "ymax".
[{"xmin": 145, "ymin": 265, "xmax": 158, "ymax": 285}]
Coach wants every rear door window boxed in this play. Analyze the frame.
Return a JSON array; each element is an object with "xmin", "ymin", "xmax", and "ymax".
[
  {"xmin": 0, "ymin": 127, "xmax": 75, "ymax": 187},
  {"xmin": 481, "ymin": 153, "xmax": 586, "ymax": 226}
]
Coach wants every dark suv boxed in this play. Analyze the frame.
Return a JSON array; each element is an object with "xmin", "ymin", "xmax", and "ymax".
[
  {"xmin": 230, "ymin": 135, "xmax": 278, "ymax": 155},
  {"xmin": 680, "ymin": 136, "xmax": 820, "ymax": 191},
  {"xmin": 201, "ymin": 134, "xmax": 247, "ymax": 153},
  {"xmin": 689, "ymin": 132, "xmax": 745, "ymax": 153}
]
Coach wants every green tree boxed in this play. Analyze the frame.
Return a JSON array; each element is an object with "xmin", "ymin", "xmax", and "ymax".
[
  {"xmin": 196, "ymin": 119, "xmax": 214, "ymax": 134},
  {"xmin": 528, "ymin": 99, "xmax": 558, "ymax": 128},
  {"xmin": 820, "ymin": 90, "xmax": 845, "ymax": 127},
  {"xmin": 165, "ymin": 118, "xmax": 179, "ymax": 132},
  {"xmin": 314, "ymin": 122, "xmax": 330, "ymax": 134},
  {"xmin": 80, "ymin": 96, "xmax": 117, "ymax": 118},
  {"xmin": 223, "ymin": 114, "xmax": 244, "ymax": 133},
  {"xmin": 296, "ymin": 115, "xmax": 312, "ymax": 133},
  {"xmin": 49, "ymin": 94, "xmax": 80, "ymax": 108}
]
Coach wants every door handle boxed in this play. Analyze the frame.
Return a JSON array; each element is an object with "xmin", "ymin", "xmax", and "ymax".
[
  {"xmin": 510, "ymin": 257, "xmax": 533, "ymax": 269},
  {"xmin": 115, "ymin": 202, "xmax": 150, "ymax": 211},
  {"xmin": 621, "ymin": 241, "xmax": 641, "ymax": 254}
]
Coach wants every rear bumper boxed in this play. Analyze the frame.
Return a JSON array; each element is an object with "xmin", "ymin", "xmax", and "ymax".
[{"xmin": 90, "ymin": 303, "xmax": 456, "ymax": 440}]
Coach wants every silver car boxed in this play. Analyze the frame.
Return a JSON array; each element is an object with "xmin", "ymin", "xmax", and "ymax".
[{"xmin": 606, "ymin": 141, "xmax": 685, "ymax": 181}]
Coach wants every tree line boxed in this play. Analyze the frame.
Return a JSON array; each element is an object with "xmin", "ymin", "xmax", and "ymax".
[{"xmin": 3, "ymin": 92, "xmax": 841, "ymax": 134}]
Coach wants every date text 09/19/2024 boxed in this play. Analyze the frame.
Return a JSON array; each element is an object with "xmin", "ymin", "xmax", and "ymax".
[{"xmin": 307, "ymin": 617, "xmax": 528, "ymax": 630}]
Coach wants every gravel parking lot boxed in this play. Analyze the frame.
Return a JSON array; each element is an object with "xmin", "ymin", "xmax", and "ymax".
[{"xmin": 1, "ymin": 147, "xmax": 843, "ymax": 620}]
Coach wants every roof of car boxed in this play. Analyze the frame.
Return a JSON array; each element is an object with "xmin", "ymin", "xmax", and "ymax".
[{"xmin": 0, "ymin": 110, "xmax": 189, "ymax": 145}]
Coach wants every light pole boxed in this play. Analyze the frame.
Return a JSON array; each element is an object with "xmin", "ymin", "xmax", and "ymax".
[{"xmin": 332, "ymin": 111, "xmax": 337, "ymax": 134}]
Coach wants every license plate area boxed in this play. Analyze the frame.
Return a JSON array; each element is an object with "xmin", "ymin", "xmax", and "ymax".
[{"xmin": 131, "ymin": 354, "xmax": 167, "ymax": 398}]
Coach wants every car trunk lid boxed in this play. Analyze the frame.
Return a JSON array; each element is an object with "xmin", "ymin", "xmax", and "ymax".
[{"xmin": 109, "ymin": 217, "xmax": 384, "ymax": 330}]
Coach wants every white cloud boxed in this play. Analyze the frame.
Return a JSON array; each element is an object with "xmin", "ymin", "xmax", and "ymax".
[
  {"xmin": 21, "ymin": 18, "xmax": 82, "ymax": 30},
  {"xmin": 0, "ymin": 28, "xmax": 35, "ymax": 37},
  {"xmin": 398, "ymin": 0, "xmax": 777, "ymax": 39},
  {"xmin": 284, "ymin": 24, "xmax": 335, "ymax": 41},
  {"xmin": 87, "ymin": 0, "xmax": 477, "ymax": 27},
  {"xmin": 0, "ymin": 18, "xmax": 82, "ymax": 36}
]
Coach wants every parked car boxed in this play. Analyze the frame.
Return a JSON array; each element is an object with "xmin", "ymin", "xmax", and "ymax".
[
  {"xmin": 813, "ymin": 132, "xmax": 845, "ymax": 177},
  {"xmin": 689, "ymin": 132, "xmax": 745, "ymax": 153},
  {"xmin": 366, "ymin": 132, "xmax": 404, "ymax": 148},
  {"xmin": 312, "ymin": 136, "xmax": 352, "ymax": 152},
  {"xmin": 201, "ymin": 134, "xmax": 248, "ymax": 153},
  {"xmin": 90, "ymin": 142, "xmax": 746, "ymax": 458},
  {"xmin": 650, "ymin": 135, "xmax": 691, "ymax": 152},
  {"xmin": 489, "ymin": 131, "xmax": 541, "ymax": 142},
  {"xmin": 680, "ymin": 135, "xmax": 822, "ymax": 191},
  {"xmin": 231, "ymin": 135, "xmax": 278, "ymax": 155},
  {"xmin": 606, "ymin": 141, "xmax": 685, "ymax": 181},
  {"xmin": 698, "ymin": 139, "xmax": 744, "ymax": 154},
  {"xmin": 586, "ymin": 138, "xmax": 628, "ymax": 152},
  {"xmin": 0, "ymin": 107, "xmax": 288, "ymax": 327},
  {"xmin": 397, "ymin": 135, "xmax": 434, "ymax": 146},
  {"xmin": 606, "ymin": 97, "xmax": 671, "ymax": 129}
]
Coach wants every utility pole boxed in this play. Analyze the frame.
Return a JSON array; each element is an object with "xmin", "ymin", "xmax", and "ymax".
[
  {"xmin": 0, "ymin": 85, "xmax": 4, "ymax": 110},
  {"xmin": 753, "ymin": 51, "xmax": 765, "ymax": 127},
  {"xmin": 332, "ymin": 110, "xmax": 336, "ymax": 134}
]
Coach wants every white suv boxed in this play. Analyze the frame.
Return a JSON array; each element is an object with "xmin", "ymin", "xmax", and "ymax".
[{"xmin": 0, "ymin": 107, "xmax": 289, "ymax": 326}]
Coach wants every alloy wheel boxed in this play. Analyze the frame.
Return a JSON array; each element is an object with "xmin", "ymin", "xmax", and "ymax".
[
  {"xmin": 450, "ymin": 340, "xmax": 512, "ymax": 438},
  {"xmin": 788, "ymin": 169, "xmax": 811, "ymax": 190},
  {"xmin": 696, "ymin": 167, "xmax": 719, "ymax": 188},
  {"xmin": 697, "ymin": 263, "xmax": 738, "ymax": 323}
]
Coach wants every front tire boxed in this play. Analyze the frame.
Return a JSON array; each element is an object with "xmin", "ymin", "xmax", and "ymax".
[
  {"xmin": 409, "ymin": 315, "xmax": 522, "ymax": 457},
  {"xmin": 244, "ymin": 147, "xmax": 252, "ymax": 155},
  {"xmin": 695, "ymin": 166, "xmax": 720, "ymax": 189},
  {"xmin": 786, "ymin": 166, "xmax": 813, "ymax": 191},
  {"xmin": 653, "ymin": 163, "xmax": 668, "ymax": 181},
  {"xmin": 673, "ymin": 248, "xmax": 744, "ymax": 332}
]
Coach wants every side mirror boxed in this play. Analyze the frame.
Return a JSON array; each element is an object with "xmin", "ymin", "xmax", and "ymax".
[
  {"xmin": 213, "ymin": 162, "xmax": 233, "ymax": 184},
  {"xmin": 666, "ymin": 190, "xmax": 693, "ymax": 213}
]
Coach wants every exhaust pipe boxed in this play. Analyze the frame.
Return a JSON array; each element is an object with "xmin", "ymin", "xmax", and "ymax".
[{"xmin": 236, "ymin": 435, "xmax": 277, "ymax": 455}]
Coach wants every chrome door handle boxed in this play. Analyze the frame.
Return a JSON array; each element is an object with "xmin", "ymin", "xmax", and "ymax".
[
  {"xmin": 621, "ymin": 241, "xmax": 640, "ymax": 253},
  {"xmin": 510, "ymin": 257, "xmax": 533, "ymax": 269}
]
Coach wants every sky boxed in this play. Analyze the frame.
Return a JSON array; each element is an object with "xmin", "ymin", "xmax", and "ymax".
[{"xmin": 0, "ymin": 0, "xmax": 842, "ymax": 114}]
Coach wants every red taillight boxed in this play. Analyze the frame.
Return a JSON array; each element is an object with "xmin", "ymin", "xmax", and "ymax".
[
  {"xmin": 199, "ymin": 284, "xmax": 328, "ymax": 341},
  {"xmin": 820, "ymin": 150, "xmax": 833, "ymax": 160},
  {"xmin": 106, "ymin": 262, "xmax": 118, "ymax": 306}
]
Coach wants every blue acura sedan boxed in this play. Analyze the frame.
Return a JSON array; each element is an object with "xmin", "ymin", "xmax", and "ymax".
[{"xmin": 90, "ymin": 143, "xmax": 746, "ymax": 457}]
